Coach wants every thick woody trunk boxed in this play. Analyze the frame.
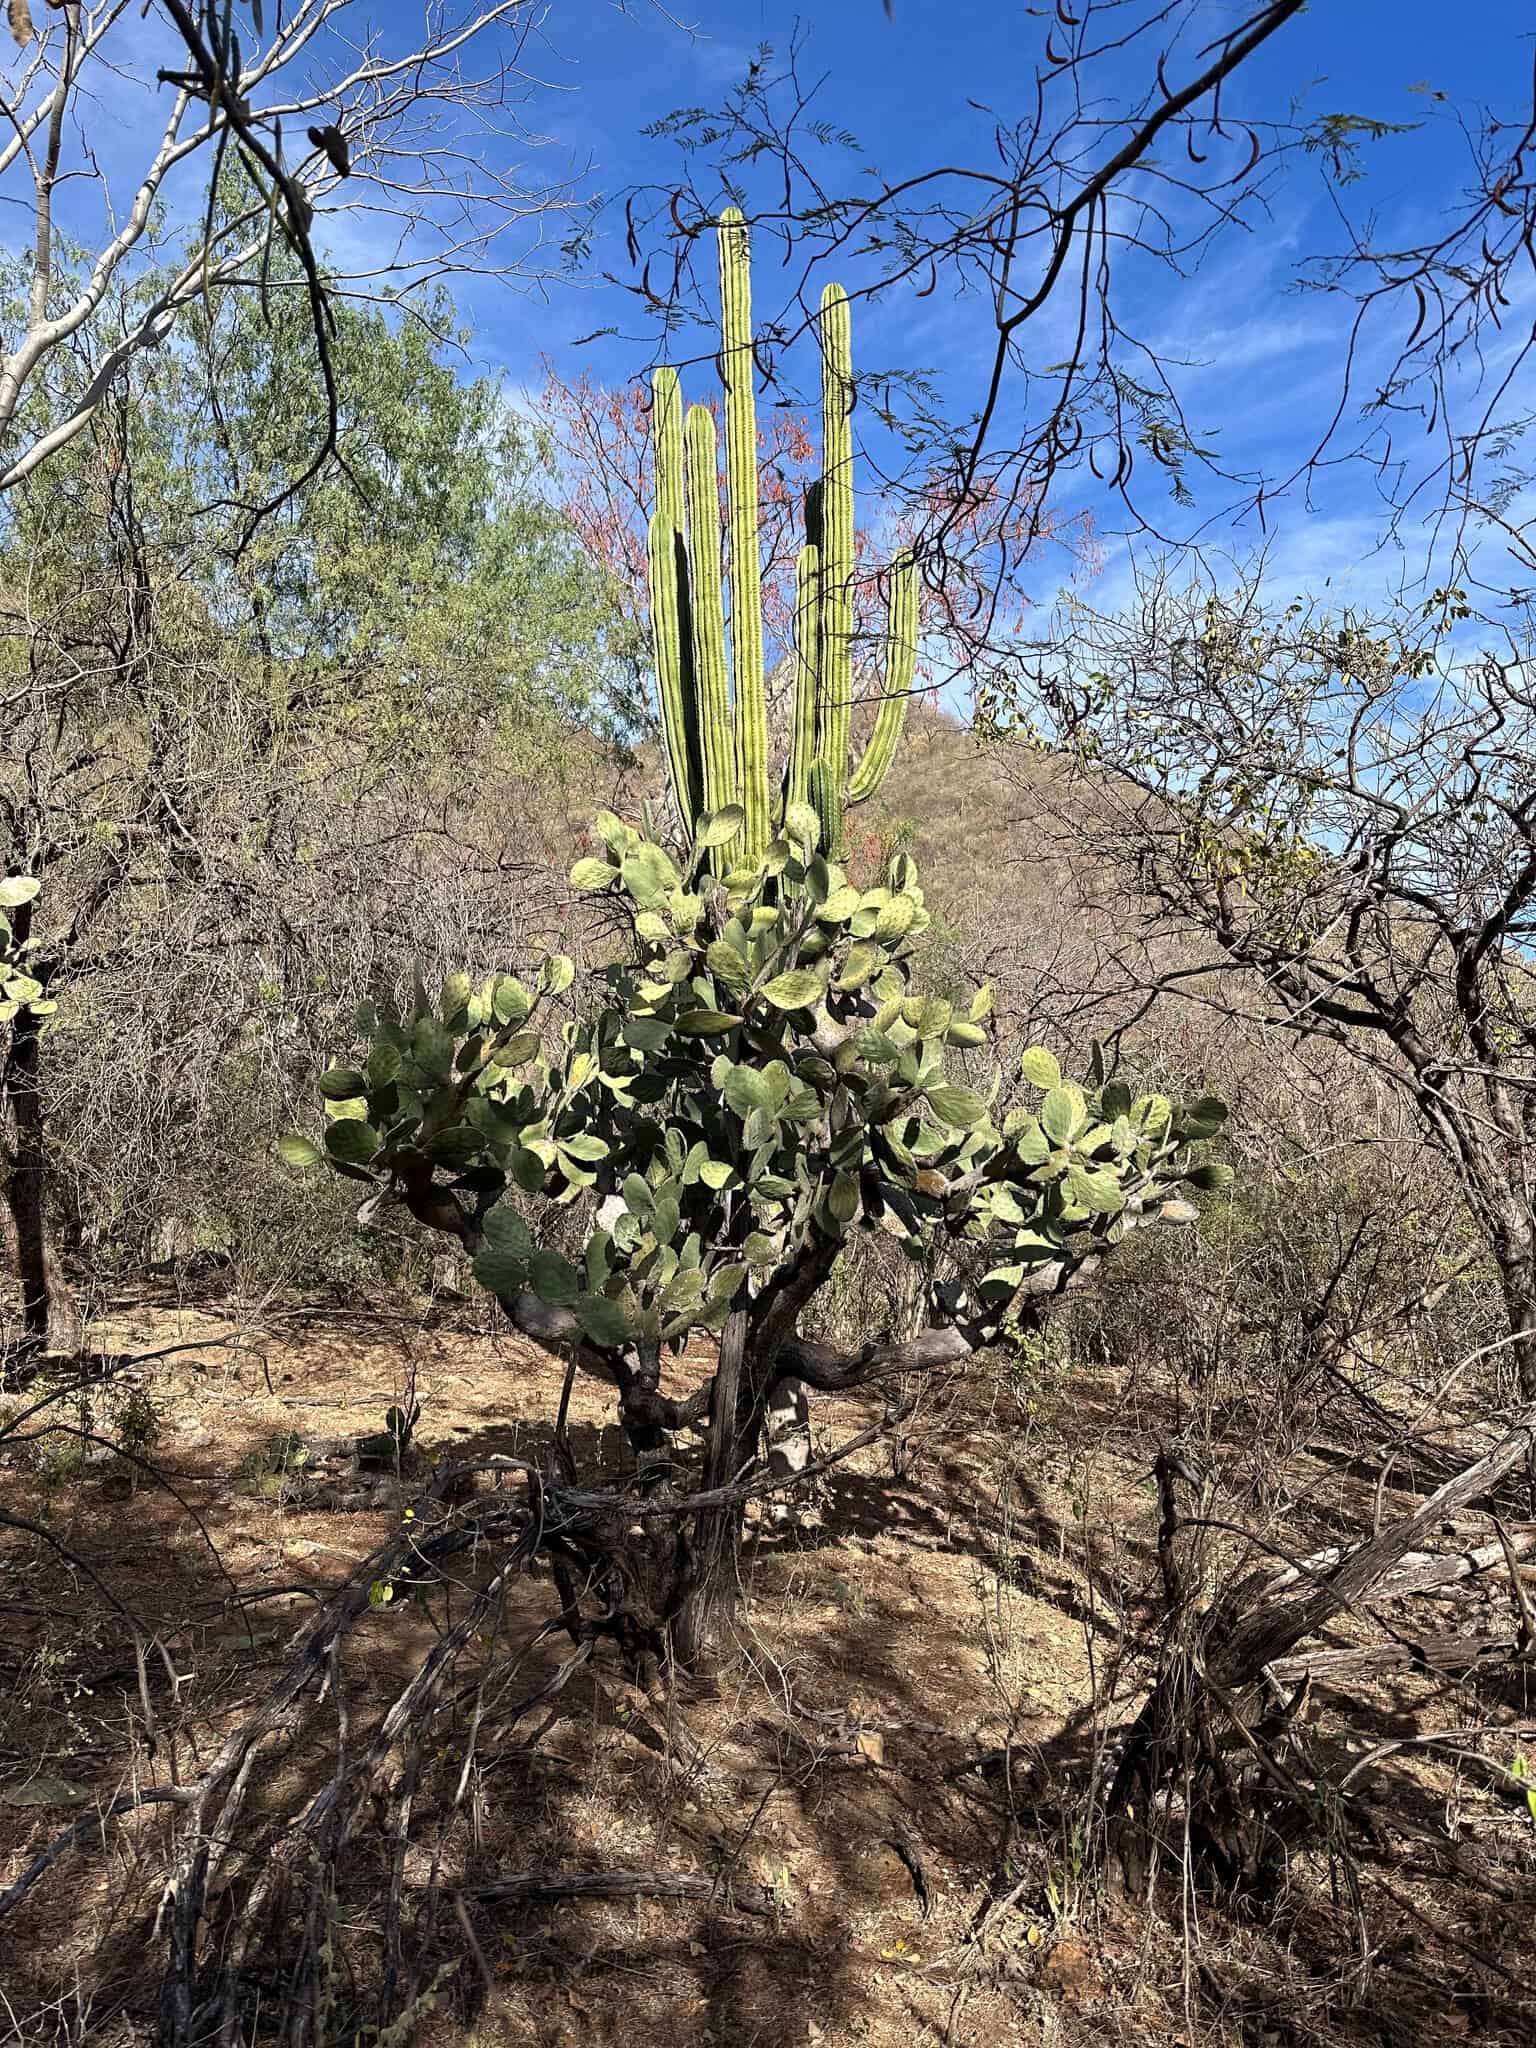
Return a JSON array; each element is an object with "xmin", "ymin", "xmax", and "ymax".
[
  {"xmin": 1496, "ymin": 1243, "xmax": 1536, "ymax": 1406},
  {"xmin": 671, "ymin": 1311, "xmax": 758, "ymax": 1671},
  {"xmin": 1, "ymin": 938, "xmax": 79, "ymax": 1355},
  {"xmin": 4, "ymin": 1001, "xmax": 51, "ymax": 1346}
]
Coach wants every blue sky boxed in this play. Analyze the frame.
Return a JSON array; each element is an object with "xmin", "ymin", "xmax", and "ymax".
[
  {"xmin": 469, "ymin": 0, "xmax": 1536, "ymax": 626},
  {"xmin": 6, "ymin": 0, "xmax": 1534, "ymax": 635}
]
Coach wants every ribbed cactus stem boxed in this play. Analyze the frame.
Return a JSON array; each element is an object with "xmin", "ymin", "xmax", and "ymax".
[
  {"xmin": 644, "ymin": 215, "xmax": 916, "ymax": 873},
  {"xmin": 653, "ymin": 366, "xmax": 685, "ymax": 541},
  {"xmin": 649, "ymin": 368, "xmax": 702, "ymax": 828},
  {"xmin": 816, "ymin": 282, "xmax": 855, "ymax": 853},
  {"xmin": 648, "ymin": 512, "xmax": 701, "ymax": 827},
  {"xmin": 848, "ymin": 550, "xmax": 918, "ymax": 805},
  {"xmin": 786, "ymin": 543, "xmax": 821, "ymax": 812},
  {"xmin": 684, "ymin": 404, "xmax": 737, "ymax": 839},
  {"xmin": 718, "ymin": 208, "xmax": 770, "ymax": 863}
]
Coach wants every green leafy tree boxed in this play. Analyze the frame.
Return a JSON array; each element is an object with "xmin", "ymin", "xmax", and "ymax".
[{"xmin": 0, "ymin": 244, "xmax": 621, "ymax": 1340}]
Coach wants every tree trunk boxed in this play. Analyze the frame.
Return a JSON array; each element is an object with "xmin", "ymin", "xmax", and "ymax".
[
  {"xmin": 1, "ymin": 983, "xmax": 78, "ymax": 1355},
  {"xmin": 671, "ymin": 1311, "xmax": 758, "ymax": 1671},
  {"xmin": 1495, "ymin": 1237, "xmax": 1536, "ymax": 1405}
]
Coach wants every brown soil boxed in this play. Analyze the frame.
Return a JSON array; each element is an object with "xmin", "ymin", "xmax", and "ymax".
[{"xmin": 2, "ymin": 1296, "xmax": 1533, "ymax": 2048}]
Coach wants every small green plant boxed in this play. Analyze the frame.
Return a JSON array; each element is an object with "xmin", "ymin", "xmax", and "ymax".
[
  {"xmin": 235, "ymin": 1430, "xmax": 311, "ymax": 1499},
  {"xmin": 1511, "ymin": 1751, "xmax": 1536, "ymax": 1821},
  {"xmin": 106, "ymin": 1380, "xmax": 161, "ymax": 1464}
]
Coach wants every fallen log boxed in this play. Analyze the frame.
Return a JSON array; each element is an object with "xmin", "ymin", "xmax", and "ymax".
[{"xmin": 1265, "ymin": 1632, "xmax": 1530, "ymax": 1685}]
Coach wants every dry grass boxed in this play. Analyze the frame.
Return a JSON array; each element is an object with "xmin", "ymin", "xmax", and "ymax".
[{"xmin": 4, "ymin": 1285, "xmax": 1534, "ymax": 2048}]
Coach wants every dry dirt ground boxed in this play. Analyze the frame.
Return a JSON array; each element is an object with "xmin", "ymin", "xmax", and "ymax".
[{"xmin": 2, "ymin": 1292, "xmax": 1534, "ymax": 2048}]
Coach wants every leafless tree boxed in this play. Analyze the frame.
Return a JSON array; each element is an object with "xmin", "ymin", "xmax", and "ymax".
[
  {"xmin": 1012, "ymin": 564, "xmax": 1536, "ymax": 1402},
  {"xmin": 0, "ymin": 0, "xmax": 589, "ymax": 515},
  {"xmin": 620, "ymin": 3, "xmax": 1536, "ymax": 668}
]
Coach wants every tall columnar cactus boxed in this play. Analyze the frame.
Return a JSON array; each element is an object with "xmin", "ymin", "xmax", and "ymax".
[{"xmin": 647, "ymin": 209, "xmax": 919, "ymax": 866}]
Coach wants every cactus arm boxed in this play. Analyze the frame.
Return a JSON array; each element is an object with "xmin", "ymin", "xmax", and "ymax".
[
  {"xmin": 848, "ymin": 550, "xmax": 918, "ymax": 807},
  {"xmin": 684, "ymin": 403, "xmax": 737, "ymax": 832},
  {"xmin": 718, "ymin": 209, "xmax": 771, "ymax": 863},
  {"xmin": 785, "ymin": 543, "xmax": 821, "ymax": 814},
  {"xmin": 647, "ymin": 511, "xmax": 703, "ymax": 829},
  {"xmin": 647, "ymin": 367, "xmax": 702, "ymax": 831},
  {"xmin": 652, "ymin": 366, "xmax": 685, "ymax": 543},
  {"xmin": 816, "ymin": 282, "xmax": 855, "ymax": 851}
]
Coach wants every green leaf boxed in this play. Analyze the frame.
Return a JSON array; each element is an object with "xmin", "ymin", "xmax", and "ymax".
[
  {"xmin": 557, "ymin": 1133, "xmax": 609, "ymax": 1164},
  {"xmin": 724, "ymin": 1065, "xmax": 771, "ymax": 1117},
  {"xmin": 529, "ymin": 1250, "xmax": 578, "ymax": 1305},
  {"xmin": 760, "ymin": 968, "xmax": 824, "ymax": 1011},
  {"xmin": 699, "ymin": 1159, "xmax": 734, "ymax": 1191},
  {"xmin": 1040, "ymin": 1085, "xmax": 1085, "ymax": 1146},
  {"xmin": 1134, "ymin": 1093, "xmax": 1173, "ymax": 1138},
  {"xmin": 784, "ymin": 800, "xmax": 821, "ymax": 851},
  {"xmin": 424, "ymin": 1126, "xmax": 482, "ymax": 1168},
  {"xmin": 493, "ymin": 976, "xmax": 531, "ymax": 1026},
  {"xmin": 698, "ymin": 805, "xmax": 746, "ymax": 849},
  {"xmin": 0, "ymin": 876, "xmax": 40, "ymax": 908},
  {"xmin": 817, "ymin": 885, "xmax": 861, "ymax": 923},
  {"xmin": 1064, "ymin": 1164, "xmax": 1125, "ymax": 1214},
  {"xmin": 706, "ymin": 940, "xmax": 750, "ymax": 992},
  {"xmin": 925, "ymin": 1084, "xmax": 987, "ymax": 1131},
  {"xmin": 828, "ymin": 1171, "xmax": 860, "ymax": 1224},
  {"xmin": 571, "ymin": 856, "xmax": 616, "ymax": 891},
  {"xmin": 320, "ymin": 1066, "xmax": 369, "ymax": 1100},
  {"xmin": 835, "ymin": 942, "xmax": 882, "ymax": 990},
  {"xmin": 539, "ymin": 955, "xmax": 574, "ymax": 997},
  {"xmin": 708, "ymin": 1262, "xmax": 749, "ymax": 1306},
  {"xmin": 366, "ymin": 1042, "xmax": 402, "ymax": 1087},
  {"xmin": 1181, "ymin": 1095, "xmax": 1230, "ymax": 1138},
  {"xmin": 1184, "ymin": 1161, "xmax": 1235, "ymax": 1193},
  {"xmin": 675, "ymin": 1009, "xmax": 743, "ymax": 1037},
  {"xmin": 620, "ymin": 843, "xmax": 678, "ymax": 903},
  {"xmin": 1019, "ymin": 1046, "xmax": 1061, "ymax": 1090},
  {"xmin": 873, "ymin": 894, "xmax": 916, "ymax": 940},
  {"xmin": 277, "ymin": 1132, "xmax": 322, "ymax": 1169},
  {"xmin": 509, "ymin": 1147, "xmax": 546, "ymax": 1193},
  {"xmin": 324, "ymin": 1119, "xmax": 380, "ymax": 1166},
  {"xmin": 483, "ymin": 1208, "xmax": 533, "ymax": 1253},
  {"xmin": 575, "ymin": 1292, "xmax": 629, "ymax": 1346},
  {"xmin": 623, "ymin": 1172, "xmax": 654, "ymax": 1217},
  {"xmin": 474, "ymin": 1242, "xmax": 527, "ymax": 1295},
  {"xmin": 440, "ymin": 972, "xmax": 472, "ymax": 1024},
  {"xmin": 412, "ymin": 1018, "xmax": 455, "ymax": 1077},
  {"xmin": 493, "ymin": 1029, "xmax": 539, "ymax": 1067}
]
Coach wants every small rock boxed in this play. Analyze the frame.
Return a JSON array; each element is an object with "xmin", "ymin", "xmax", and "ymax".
[{"xmin": 3, "ymin": 1775, "xmax": 88, "ymax": 1808}]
